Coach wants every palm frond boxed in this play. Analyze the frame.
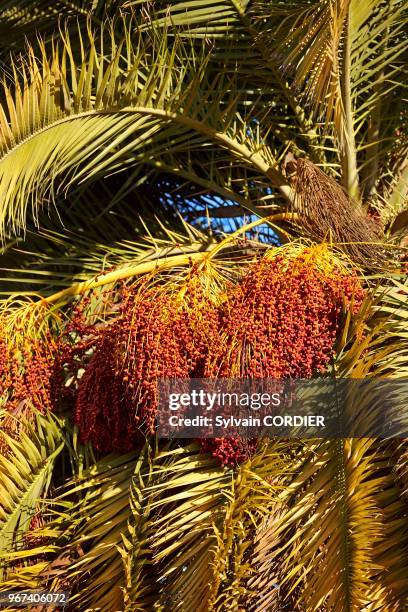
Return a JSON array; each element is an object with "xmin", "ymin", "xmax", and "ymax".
[
  {"xmin": 335, "ymin": 274, "xmax": 408, "ymax": 378},
  {"xmin": 385, "ymin": 162, "xmax": 408, "ymax": 225},
  {"xmin": 0, "ymin": 201, "xmax": 207, "ymax": 297},
  {"xmin": 135, "ymin": 0, "xmax": 327, "ymax": 165},
  {"xmin": 0, "ymin": 0, "xmax": 118, "ymax": 58},
  {"xmin": 120, "ymin": 443, "xmax": 231, "ymax": 611},
  {"xmin": 0, "ymin": 410, "xmax": 65, "ymax": 582},
  {"xmin": 252, "ymin": 0, "xmax": 407, "ymax": 203},
  {"xmin": 0, "ymin": 15, "xmax": 293, "ymax": 241},
  {"xmin": 270, "ymin": 438, "xmax": 394, "ymax": 610}
]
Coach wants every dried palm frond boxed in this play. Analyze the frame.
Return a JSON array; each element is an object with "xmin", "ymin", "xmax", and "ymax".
[{"xmin": 286, "ymin": 157, "xmax": 390, "ymax": 269}]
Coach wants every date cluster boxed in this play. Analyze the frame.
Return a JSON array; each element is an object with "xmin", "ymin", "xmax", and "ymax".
[{"xmin": 0, "ymin": 250, "xmax": 364, "ymax": 465}]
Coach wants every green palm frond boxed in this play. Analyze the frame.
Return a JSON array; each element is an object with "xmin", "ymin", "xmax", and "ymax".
[
  {"xmin": 134, "ymin": 0, "xmax": 324, "ymax": 163},
  {"xmin": 269, "ymin": 438, "xmax": 394, "ymax": 610},
  {"xmin": 57, "ymin": 451, "xmax": 139, "ymax": 610},
  {"xmin": 121, "ymin": 443, "xmax": 231, "ymax": 611},
  {"xmin": 0, "ymin": 0, "xmax": 119, "ymax": 59},
  {"xmin": 242, "ymin": 501, "xmax": 286, "ymax": 612},
  {"xmin": 384, "ymin": 162, "xmax": 408, "ymax": 225},
  {"xmin": 0, "ymin": 16, "xmax": 293, "ymax": 241},
  {"xmin": 206, "ymin": 442, "xmax": 287, "ymax": 611},
  {"xmin": 119, "ymin": 440, "xmax": 289, "ymax": 611},
  {"xmin": 0, "ymin": 410, "xmax": 65, "ymax": 583},
  {"xmin": 252, "ymin": 0, "xmax": 407, "ymax": 205},
  {"xmin": 1, "ymin": 448, "xmax": 138, "ymax": 607},
  {"xmin": 1, "ymin": 156, "xmax": 250, "ymax": 299},
  {"xmin": 372, "ymin": 440, "xmax": 408, "ymax": 605},
  {"xmin": 3, "ymin": 442, "xmax": 235, "ymax": 610},
  {"xmin": 132, "ymin": 0, "xmax": 408, "ymax": 225},
  {"xmin": 335, "ymin": 273, "xmax": 408, "ymax": 378}
]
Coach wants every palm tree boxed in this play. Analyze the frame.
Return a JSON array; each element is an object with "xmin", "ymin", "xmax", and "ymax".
[{"xmin": 0, "ymin": 1, "xmax": 407, "ymax": 610}]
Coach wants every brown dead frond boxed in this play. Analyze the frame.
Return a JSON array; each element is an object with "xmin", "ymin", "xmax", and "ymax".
[{"xmin": 286, "ymin": 158, "xmax": 390, "ymax": 270}]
